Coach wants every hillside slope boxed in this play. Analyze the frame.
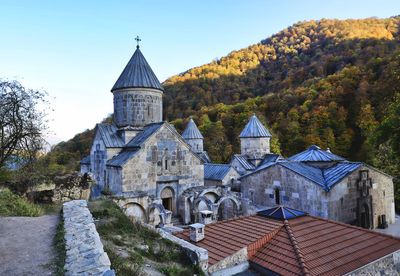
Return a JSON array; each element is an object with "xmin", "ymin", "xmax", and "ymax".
[
  {"xmin": 45, "ymin": 17, "xmax": 400, "ymax": 185},
  {"xmin": 163, "ymin": 16, "xmax": 400, "ymax": 162}
]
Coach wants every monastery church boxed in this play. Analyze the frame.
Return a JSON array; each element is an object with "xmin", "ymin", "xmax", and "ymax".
[{"xmin": 81, "ymin": 43, "xmax": 395, "ymax": 230}]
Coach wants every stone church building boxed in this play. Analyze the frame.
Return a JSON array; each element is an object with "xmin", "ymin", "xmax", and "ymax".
[
  {"xmin": 81, "ymin": 45, "xmax": 241, "ymax": 226},
  {"xmin": 81, "ymin": 44, "xmax": 395, "ymax": 230}
]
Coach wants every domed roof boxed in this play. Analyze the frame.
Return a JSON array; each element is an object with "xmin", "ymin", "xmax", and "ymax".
[
  {"xmin": 182, "ymin": 118, "xmax": 203, "ymax": 139},
  {"xmin": 111, "ymin": 47, "xmax": 164, "ymax": 92},
  {"xmin": 239, "ymin": 114, "xmax": 272, "ymax": 138}
]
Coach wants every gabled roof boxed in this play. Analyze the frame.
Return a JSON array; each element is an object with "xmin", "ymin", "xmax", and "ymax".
[
  {"xmin": 111, "ymin": 48, "xmax": 164, "ymax": 92},
  {"xmin": 125, "ymin": 122, "xmax": 164, "ymax": 148},
  {"xmin": 198, "ymin": 152, "xmax": 211, "ymax": 164},
  {"xmin": 181, "ymin": 118, "xmax": 203, "ymax": 139},
  {"xmin": 242, "ymin": 161, "xmax": 363, "ymax": 191},
  {"xmin": 279, "ymin": 161, "xmax": 363, "ymax": 191},
  {"xmin": 239, "ymin": 114, "xmax": 272, "ymax": 138},
  {"xmin": 107, "ymin": 149, "xmax": 140, "ymax": 167},
  {"xmin": 287, "ymin": 145, "xmax": 345, "ymax": 162},
  {"xmin": 204, "ymin": 164, "xmax": 236, "ymax": 181},
  {"xmin": 173, "ymin": 215, "xmax": 283, "ymax": 267},
  {"xmin": 174, "ymin": 211, "xmax": 400, "ymax": 276},
  {"xmin": 250, "ymin": 215, "xmax": 400, "ymax": 276},
  {"xmin": 259, "ymin": 153, "xmax": 282, "ymax": 166},
  {"xmin": 258, "ymin": 206, "xmax": 308, "ymax": 220},
  {"xmin": 231, "ymin": 154, "xmax": 255, "ymax": 170},
  {"xmin": 80, "ymin": 155, "xmax": 90, "ymax": 165},
  {"xmin": 97, "ymin": 124, "xmax": 125, "ymax": 148}
]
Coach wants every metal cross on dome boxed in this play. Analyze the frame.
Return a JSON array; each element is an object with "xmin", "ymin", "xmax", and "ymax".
[{"xmin": 135, "ymin": 35, "xmax": 141, "ymax": 48}]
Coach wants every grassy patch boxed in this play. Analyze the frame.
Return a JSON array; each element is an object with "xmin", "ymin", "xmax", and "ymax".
[
  {"xmin": 51, "ymin": 212, "xmax": 66, "ymax": 276},
  {"xmin": 158, "ymin": 264, "xmax": 195, "ymax": 276},
  {"xmin": 88, "ymin": 199, "xmax": 203, "ymax": 276},
  {"xmin": 0, "ymin": 188, "xmax": 44, "ymax": 217}
]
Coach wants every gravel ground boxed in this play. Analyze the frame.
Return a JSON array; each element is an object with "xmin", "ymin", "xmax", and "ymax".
[{"xmin": 0, "ymin": 215, "xmax": 59, "ymax": 276}]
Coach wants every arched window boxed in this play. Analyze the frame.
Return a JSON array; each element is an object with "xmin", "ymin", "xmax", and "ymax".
[{"xmin": 275, "ymin": 189, "xmax": 280, "ymax": 205}]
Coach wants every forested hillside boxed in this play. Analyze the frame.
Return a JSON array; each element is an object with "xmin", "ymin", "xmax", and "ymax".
[{"xmin": 45, "ymin": 17, "xmax": 400, "ymax": 209}]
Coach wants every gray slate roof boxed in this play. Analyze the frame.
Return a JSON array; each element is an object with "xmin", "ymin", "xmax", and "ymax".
[
  {"xmin": 239, "ymin": 114, "xmax": 272, "ymax": 138},
  {"xmin": 111, "ymin": 48, "xmax": 164, "ymax": 91},
  {"xmin": 107, "ymin": 149, "xmax": 140, "ymax": 167},
  {"xmin": 204, "ymin": 164, "xmax": 234, "ymax": 181},
  {"xmin": 80, "ymin": 155, "xmax": 90, "ymax": 164},
  {"xmin": 97, "ymin": 124, "xmax": 125, "ymax": 148},
  {"xmin": 286, "ymin": 145, "xmax": 345, "ymax": 162},
  {"xmin": 182, "ymin": 118, "xmax": 203, "ymax": 139},
  {"xmin": 232, "ymin": 154, "xmax": 255, "ymax": 170},
  {"xmin": 280, "ymin": 161, "xmax": 363, "ymax": 191},
  {"xmin": 125, "ymin": 122, "xmax": 164, "ymax": 148},
  {"xmin": 198, "ymin": 152, "xmax": 211, "ymax": 164},
  {"xmin": 260, "ymin": 154, "xmax": 282, "ymax": 166},
  {"xmin": 242, "ymin": 160, "xmax": 363, "ymax": 191}
]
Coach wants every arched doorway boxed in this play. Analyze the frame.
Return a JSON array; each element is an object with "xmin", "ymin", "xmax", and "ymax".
[
  {"xmin": 124, "ymin": 203, "xmax": 146, "ymax": 222},
  {"xmin": 360, "ymin": 204, "xmax": 370, "ymax": 229},
  {"xmin": 217, "ymin": 198, "xmax": 238, "ymax": 221},
  {"xmin": 161, "ymin": 187, "xmax": 175, "ymax": 213},
  {"xmin": 203, "ymin": 192, "xmax": 219, "ymax": 203}
]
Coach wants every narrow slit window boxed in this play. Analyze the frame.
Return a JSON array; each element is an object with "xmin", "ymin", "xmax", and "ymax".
[
  {"xmin": 275, "ymin": 189, "xmax": 280, "ymax": 205},
  {"xmin": 165, "ymin": 159, "xmax": 168, "ymax": 170}
]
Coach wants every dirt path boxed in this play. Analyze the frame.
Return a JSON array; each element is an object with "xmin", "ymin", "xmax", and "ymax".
[{"xmin": 0, "ymin": 215, "xmax": 59, "ymax": 276}]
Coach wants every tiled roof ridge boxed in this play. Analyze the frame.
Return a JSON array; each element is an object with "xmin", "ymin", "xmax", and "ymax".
[
  {"xmin": 247, "ymin": 226, "xmax": 283, "ymax": 259},
  {"xmin": 284, "ymin": 220, "xmax": 310, "ymax": 276},
  {"xmin": 308, "ymin": 215, "xmax": 400, "ymax": 241}
]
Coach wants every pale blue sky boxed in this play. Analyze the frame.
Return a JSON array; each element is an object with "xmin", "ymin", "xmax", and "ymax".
[{"xmin": 0, "ymin": 0, "xmax": 399, "ymax": 142}]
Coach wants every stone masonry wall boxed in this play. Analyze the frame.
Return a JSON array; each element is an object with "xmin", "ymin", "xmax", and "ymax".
[
  {"xmin": 63, "ymin": 200, "xmax": 114, "ymax": 276},
  {"xmin": 344, "ymin": 249, "xmax": 400, "ymax": 276}
]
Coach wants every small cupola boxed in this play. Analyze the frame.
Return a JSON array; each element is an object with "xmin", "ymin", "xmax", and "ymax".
[
  {"xmin": 239, "ymin": 113, "xmax": 272, "ymax": 157},
  {"xmin": 189, "ymin": 223, "xmax": 205, "ymax": 242},
  {"xmin": 182, "ymin": 118, "xmax": 204, "ymax": 153}
]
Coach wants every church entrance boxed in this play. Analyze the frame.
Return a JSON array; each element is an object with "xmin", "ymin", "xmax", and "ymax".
[
  {"xmin": 360, "ymin": 204, "xmax": 370, "ymax": 229},
  {"xmin": 161, "ymin": 187, "xmax": 175, "ymax": 213}
]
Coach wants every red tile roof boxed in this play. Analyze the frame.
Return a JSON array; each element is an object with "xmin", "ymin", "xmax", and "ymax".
[
  {"xmin": 173, "ymin": 214, "xmax": 400, "ymax": 275},
  {"xmin": 173, "ymin": 215, "xmax": 283, "ymax": 266}
]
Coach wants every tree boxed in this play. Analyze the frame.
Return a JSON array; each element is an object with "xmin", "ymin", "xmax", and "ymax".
[{"xmin": 0, "ymin": 80, "xmax": 48, "ymax": 169}]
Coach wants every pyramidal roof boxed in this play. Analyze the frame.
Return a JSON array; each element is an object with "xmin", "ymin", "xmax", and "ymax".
[
  {"xmin": 239, "ymin": 114, "xmax": 272, "ymax": 138},
  {"xmin": 111, "ymin": 47, "xmax": 164, "ymax": 92},
  {"xmin": 257, "ymin": 206, "xmax": 308, "ymax": 219},
  {"xmin": 286, "ymin": 145, "xmax": 345, "ymax": 162},
  {"xmin": 182, "ymin": 118, "xmax": 203, "ymax": 139}
]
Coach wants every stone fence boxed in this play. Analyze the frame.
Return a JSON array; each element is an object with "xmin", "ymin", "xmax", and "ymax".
[
  {"xmin": 63, "ymin": 200, "xmax": 114, "ymax": 276},
  {"xmin": 28, "ymin": 172, "xmax": 93, "ymax": 204}
]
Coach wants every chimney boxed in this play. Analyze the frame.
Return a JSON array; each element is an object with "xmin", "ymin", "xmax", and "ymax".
[
  {"xmin": 199, "ymin": 210, "xmax": 213, "ymax": 224},
  {"xmin": 189, "ymin": 223, "xmax": 205, "ymax": 242}
]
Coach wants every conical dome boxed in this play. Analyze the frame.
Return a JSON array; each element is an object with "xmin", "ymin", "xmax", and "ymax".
[
  {"xmin": 111, "ymin": 47, "xmax": 164, "ymax": 91},
  {"xmin": 239, "ymin": 114, "xmax": 271, "ymax": 138},
  {"xmin": 182, "ymin": 118, "xmax": 203, "ymax": 139}
]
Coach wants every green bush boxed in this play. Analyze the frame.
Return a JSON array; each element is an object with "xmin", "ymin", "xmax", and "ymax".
[{"xmin": 0, "ymin": 188, "xmax": 43, "ymax": 217}]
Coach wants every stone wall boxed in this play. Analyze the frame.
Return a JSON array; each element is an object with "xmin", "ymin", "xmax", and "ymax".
[
  {"xmin": 113, "ymin": 88, "xmax": 163, "ymax": 128},
  {"xmin": 241, "ymin": 163, "xmax": 395, "ymax": 229},
  {"xmin": 28, "ymin": 172, "xmax": 93, "ymax": 204},
  {"xmin": 241, "ymin": 164, "xmax": 328, "ymax": 218},
  {"xmin": 63, "ymin": 200, "xmax": 114, "ymax": 276},
  {"xmin": 344, "ymin": 249, "xmax": 400, "ymax": 276},
  {"xmin": 240, "ymin": 137, "xmax": 270, "ymax": 157}
]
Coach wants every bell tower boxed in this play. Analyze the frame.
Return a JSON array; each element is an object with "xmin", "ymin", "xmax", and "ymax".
[{"xmin": 111, "ymin": 36, "xmax": 164, "ymax": 128}]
